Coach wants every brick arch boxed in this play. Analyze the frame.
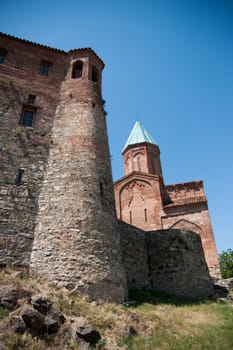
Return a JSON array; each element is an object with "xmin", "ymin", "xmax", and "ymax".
[
  {"xmin": 133, "ymin": 151, "xmax": 144, "ymax": 157},
  {"xmin": 169, "ymin": 219, "xmax": 203, "ymax": 235},
  {"xmin": 124, "ymin": 156, "xmax": 131, "ymax": 174},
  {"xmin": 119, "ymin": 178, "xmax": 152, "ymax": 196},
  {"xmin": 119, "ymin": 179, "xmax": 153, "ymax": 227}
]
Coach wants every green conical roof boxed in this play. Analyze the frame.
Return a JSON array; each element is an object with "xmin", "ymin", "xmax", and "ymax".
[{"xmin": 122, "ymin": 121, "xmax": 157, "ymax": 152}]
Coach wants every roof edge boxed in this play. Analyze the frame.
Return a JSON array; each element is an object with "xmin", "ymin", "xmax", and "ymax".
[
  {"xmin": 122, "ymin": 141, "xmax": 159, "ymax": 154},
  {"xmin": 0, "ymin": 32, "xmax": 67, "ymax": 54},
  {"xmin": 0, "ymin": 32, "xmax": 104, "ymax": 65},
  {"xmin": 68, "ymin": 48, "xmax": 104, "ymax": 67}
]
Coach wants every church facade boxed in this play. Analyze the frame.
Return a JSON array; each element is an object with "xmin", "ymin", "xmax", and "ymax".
[{"xmin": 114, "ymin": 122, "xmax": 220, "ymax": 278}]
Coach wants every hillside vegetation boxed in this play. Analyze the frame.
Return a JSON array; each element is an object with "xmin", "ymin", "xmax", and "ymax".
[{"xmin": 0, "ymin": 268, "xmax": 233, "ymax": 350}]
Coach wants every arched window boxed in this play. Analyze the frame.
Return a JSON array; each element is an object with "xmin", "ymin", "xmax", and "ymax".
[
  {"xmin": 91, "ymin": 65, "xmax": 99, "ymax": 83},
  {"xmin": 72, "ymin": 60, "xmax": 83, "ymax": 79}
]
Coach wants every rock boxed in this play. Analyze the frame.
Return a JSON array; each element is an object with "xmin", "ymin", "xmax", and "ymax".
[
  {"xmin": 31, "ymin": 295, "xmax": 52, "ymax": 314},
  {"xmin": 49, "ymin": 305, "xmax": 66, "ymax": 324},
  {"xmin": 214, "ymin": 284, "xmax": 229, "ymax": 298},
  {"xmin": 76, "ymin": 329, "xmax": 101, "ymax": 346},
  {"xmin": 44, "ymin": 315, "xmax": 60, "ymax": 334},
  {"xmin": 75, "ymin": 317, "xmax": 101, "ymax": 347},
  {"xmin": 21, "ymin": 300, "xmax": 65, "ymax": 336},
  {"xmin": 0, "ymin": 343, "xmax": 9, "ymax": 350},
  {"xmin": 9, "ymin": 316, "xmax": 27, "ymax": 334},
  {"xmin": 215, "ymin": 278, "xmax": 233, "ymax": 291},
  {"xmin": 21, "ymin": 306, "xmax": 45, "ymax": 333},
  {"xmin": 124, "ymin": 325, "xmax": 137, "ymax": 336},
  {"xmin": 0, "ymin": 285, "xmax": 22, "ymax": 310}
]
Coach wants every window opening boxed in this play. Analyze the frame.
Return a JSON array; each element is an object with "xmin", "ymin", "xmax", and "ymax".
[
  {"xmin": 100, "ymin": 182, "xmax": 103, "ymax": 196},
  {"xmin": 20, "ymin": 108, "xmax": 36, "ymax": 127},
  {"xmin": 144, "ymin": 208, "xmax": 147, "ymax": 222},
  {"xmin": 16, "ymin": 169, "xmax": 24, "ymax": 185},
  {"xmin": 130, "ymin": 211, "xmax": 132, "ymax": 224},
  {"xmin": 40, "ymin": 61, "xmax": 52, "ymax": 76},
  {"xmin": 91, "ymin": 66, "xmax": 98, "ymax": 82},
  {"xmin": 137, "ymin": 157, "xmax": 141, "ymax": 171},
  {"xmin": 72, "ymin": 60, "xmax": 83, "ymax": 79},
  {"xmin": 151, "ymin": 158, "xmax": 156, "ymax": 174},
  {"xmin": 0, "ymin": 49, "xmax": 7, "ymax": 64},
  {"xmin": 27, "ymin": 95, "xmax": 36, "ymax": 104}
]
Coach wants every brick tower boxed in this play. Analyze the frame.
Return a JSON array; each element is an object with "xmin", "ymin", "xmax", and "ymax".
[
  {"xmin": 30, "ymin": 50, "xmax": 127, "ymax": 302},
  {"xmin": 122, "ymin": 121, "xmax": 163, "ymax": 177},
  {"xmin": 114, "ymin": 122, "xmax": 165, "ymax": 230}
]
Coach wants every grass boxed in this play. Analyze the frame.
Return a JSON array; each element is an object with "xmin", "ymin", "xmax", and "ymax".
[
  {"xmin": 119, "ymin": 289, "xmax": 233, "ymax": 350},
  {"xmin": 0, "ymin": 306, "xmax": 9, "ymax": 318},
  {"xmin": 1, "ymin": 269, "xmax": 233, "ymax": 349}
]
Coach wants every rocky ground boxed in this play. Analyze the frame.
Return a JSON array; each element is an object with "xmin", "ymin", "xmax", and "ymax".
[{"xmin": 0, "ymin": 268, "xmax": 233, "ymax": 350}]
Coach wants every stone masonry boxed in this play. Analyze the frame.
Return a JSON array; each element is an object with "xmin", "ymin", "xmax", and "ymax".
[
  {"xmin": 0, "ymin": 33, "xmax": 215, "ymax": 302},
  {"xmin": 30, "ymin": 49, "xmax": 127, "ymax": 302}
]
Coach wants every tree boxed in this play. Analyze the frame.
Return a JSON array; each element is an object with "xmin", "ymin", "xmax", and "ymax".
[{"xmin": 219, "ymin": 249, "xmax": 233, "ymax": 279}]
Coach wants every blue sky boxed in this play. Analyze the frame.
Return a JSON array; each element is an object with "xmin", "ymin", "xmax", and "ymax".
[{"xmin": 1, "ymin": 0, "xmax": 233, "ymax": 253}]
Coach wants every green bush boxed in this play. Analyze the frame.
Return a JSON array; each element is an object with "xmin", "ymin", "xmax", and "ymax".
[{"xmin": 219, "ymin": 249, "xmax": 233, "ymax": 279}]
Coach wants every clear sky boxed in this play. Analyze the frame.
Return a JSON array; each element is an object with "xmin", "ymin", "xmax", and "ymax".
[{"xmin": 1, "ymin": 0, "xmax": 233, "ymax": 253}]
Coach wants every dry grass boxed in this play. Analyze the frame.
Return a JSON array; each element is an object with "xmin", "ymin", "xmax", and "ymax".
[{"xmin": 0, "ymin": 268, "xmax": 233, "ymax": 350}]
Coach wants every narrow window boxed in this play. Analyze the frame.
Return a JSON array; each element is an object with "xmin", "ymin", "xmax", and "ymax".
[
  {"xmin": 0, "ymin": 49, "xmax": 7, "ymax": 64},
  {"xmin": 72, "ymin": 60, "xmax": 83, "ymax": 79},
  {"xmin": 151, "ymin": 158, "xmax": 156, "ymax": 174},
  {"xmin": 91, "ymin": 65, "xmax": 98, "ymax": 82},
  {"xmin": 129, "ymin": 211, "xmax": 132, "ymax": 224},
  {"xmin": 16, "ymin": 169, "xmax": 24, "ymax": 185},
  {"xmin": 100, "ymin": 182, "xmax": 103, "ymax": 196},
  {"xmin": 144, "ymin": 208, "xmax": 147, "ymax": 222},
  {"xmin": 40, "ymin": 61, "xmax": 52, "ymax": 76},
  {"xmin": 27, "ymin": 94, "xmax": 36, "ymax": 104},
  {"xmin": 137, "ymin": 156, "xmax": 141, "ymax": 171},
  {"xmin": 20, "ymin": 108, "xmax": 36, "ymax": 127}
]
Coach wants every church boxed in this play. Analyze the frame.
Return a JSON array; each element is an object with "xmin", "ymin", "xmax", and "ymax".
[{"xmin": 114, "ymin": 121, "xmax": 220, "ymax": 278}]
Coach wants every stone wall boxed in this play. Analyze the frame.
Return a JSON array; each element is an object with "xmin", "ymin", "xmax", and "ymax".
[
  {"xmin": 118, "ymin": 221, "xmax": 149, "ymax": 289},
  {"xmin": 162, "ymin": 203, "xmax": 221, "ymax": 278},
  {"xmin": 147, "ymin": 229, "xmax": 213, "ymax": 299},
  {"xmin": 0, "ymin": 34, "xmax": 67, "ymax": 265},
  {"xmin": 119, "ymin": 223, "xmax": 214, "ymax": 299}
]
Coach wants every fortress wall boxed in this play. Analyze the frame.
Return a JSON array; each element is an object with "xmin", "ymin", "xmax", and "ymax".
[
  {"xmin": 0, "ymin": 35, "xmax": 67, "ymax": 265},
  {"xmin": 118, "ymin": 222, "xmax": 213, "ymax": 299},
  {"xmin": 147, "ymin": 229, "xmax": 214, "ymax": 299},
  {"xmin": 118, "ymin": 221, "xmax": 149, "ymax": 289},
  {"xmin": 162, "ymin": 205, "xmax": 221, "ymax": 278}
]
